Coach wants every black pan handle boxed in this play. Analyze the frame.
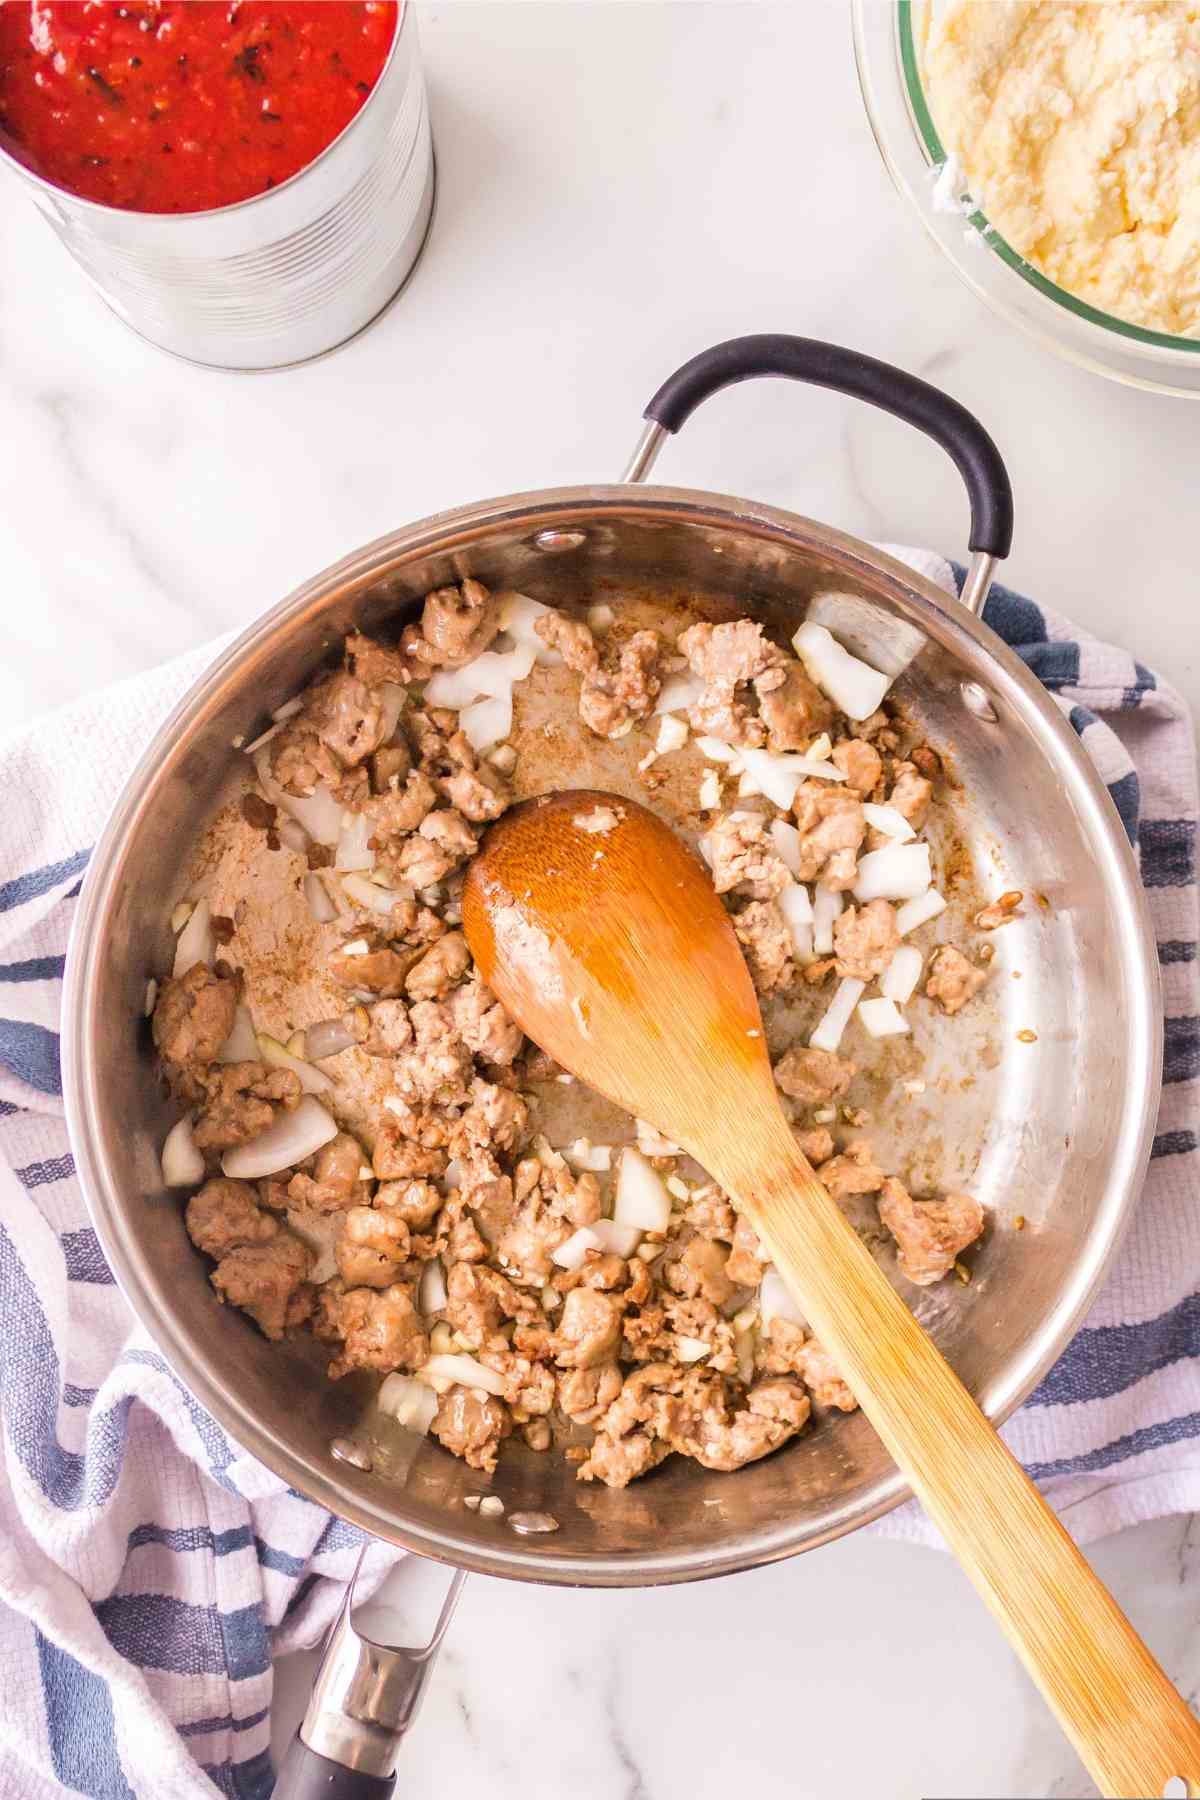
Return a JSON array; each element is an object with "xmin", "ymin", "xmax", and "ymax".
[
  {"xmin": 275, "ymin": 1737, "xmax": 395, "ymax": 1798},
  {"xmin": 629, "ymin": 333, "xmax": 1013, "ymax": 560}
]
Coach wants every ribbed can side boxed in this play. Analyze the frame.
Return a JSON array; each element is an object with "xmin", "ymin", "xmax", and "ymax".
[{"xmin": 10, "ymin": 4, "xmax": 435, "ymax": 370}]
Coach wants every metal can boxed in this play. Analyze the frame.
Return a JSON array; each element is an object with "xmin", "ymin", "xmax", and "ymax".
[{"xmin": 0, "ymin": 2, "xmax": 434, "ymax": 371}]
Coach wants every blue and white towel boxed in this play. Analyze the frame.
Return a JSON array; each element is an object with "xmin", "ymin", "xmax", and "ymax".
[
  {"xmin": 869, "ymin": 553, "xmax": 1200, "ymax": 1551},
  {"xmin": 0, "ymin": 549, "xmax": 1194, "ymax": 1796},
  {"xmin": 0, "ymin": 638, "xmax": 403, "ymax": 1800}
]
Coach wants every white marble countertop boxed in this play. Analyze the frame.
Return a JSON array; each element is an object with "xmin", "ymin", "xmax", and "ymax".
[{"xmin": 2, "ymin": 5, "xmax": 1197, "ymax": 1796}]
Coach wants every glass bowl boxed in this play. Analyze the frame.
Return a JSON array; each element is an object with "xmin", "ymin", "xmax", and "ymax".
[{"xmin": 852, "ymin": 0, "xmax": 1200, "ymax": 397}]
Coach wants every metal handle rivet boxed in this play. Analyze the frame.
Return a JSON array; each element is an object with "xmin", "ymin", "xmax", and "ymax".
[{"xmin": 960, "ymin": 681, "xmax": 998, "ymax": 723}]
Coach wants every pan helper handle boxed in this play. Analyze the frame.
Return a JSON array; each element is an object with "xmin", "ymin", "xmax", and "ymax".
[
  {"xmin": 621, "ymin": 333, "xmax": 1014, "ymax": 616},
  {"xmin": 275, "ymin": 1552, "xmax": 466, "ymax": 1799}
]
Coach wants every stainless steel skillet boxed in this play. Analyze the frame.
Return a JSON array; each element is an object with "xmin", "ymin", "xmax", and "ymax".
[{"xmin": 62, "ymin": 336, "xmax": 1160, "ymax": 1790}]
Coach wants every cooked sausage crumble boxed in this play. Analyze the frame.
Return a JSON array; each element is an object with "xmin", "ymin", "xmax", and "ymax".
[{"xmin": 153, "ymin": 585, "xmax": 997, "ymax": 1488}]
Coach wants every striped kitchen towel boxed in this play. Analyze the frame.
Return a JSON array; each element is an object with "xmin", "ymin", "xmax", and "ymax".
[
  {"xmin": 0, "ymin": 550, "xmax": 1193, "ymax": 1795},
  {"xmin": 872, "ymin": 552, "xmax": 1200, "ymax": 1551},
  {"xmin": 0, "ymin": 637, "xmax": 402, "ymax": 1800}
]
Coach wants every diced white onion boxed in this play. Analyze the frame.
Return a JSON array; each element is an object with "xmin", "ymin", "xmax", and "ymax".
[
  {"xmin": 654, "ymin": 672, "xmax": 705, "ymax": 716},
  {"xmin": 591, "ymin": 1218, "xmax": 642, "ymax": 1258},
  {"xmin": 306, "ymin": 1017, "xmax": 359, "ymax": 1061},
  {"xmin": 222, "ymin": 1095, "xmax": 338, "ymax": 1180},
  {"xmin": 613, "ymin": 1147, "xmax": 672, "ymax": 1233},
  {"xmin": 285, "ymin": 1210, "xmax": 338, "ymax": 1284},
  {"xmin": 424, "ymin": 642, "xmax": 535, "ymax": 708},
  {"xmin": 862, "ymin": 803, "xmax": 916, "ymax": 843},
  {"xmin": 243, "ymin": 719, "xmax": 285, "ymax": 757},
  {"xmin": 880, "ymin": 944, "xmax": 924, "ymax": 1005},
  {"xmin": 217, "ymin": 1004, "xmax": 259, "ymax": 1065},
  {"xmin": 789, "ymin": 920, "xmax": 814, "ymax": 963},
  {"xmin": 303, "ymin": 873, "xmax": 338, "ymax": 924},
  {"xmin": 812, "ymin": 884, "xmax": 843, "ymax": 956},
  {"xmin": 419, "ymin": 1353, "xmax": 508, "ymax": 1398},
  {"xmin": 736, "ymin": 769, "xmax": 758, "ymax": 798},
  {"xmin": 635, "ymin": 1119, "xmax": 681, "ymax": 1157},
  {"xmin": 895, "ymin": 889, "xmax": 948, "ymax": 937},
  {"xmin": 379, "ymin": 682, "xmax": 407, "ymax": 743},
  {"xmin": 734, "ymin": 748, "xmax": 799, "ymax": 809},
  {"xmin": 655, "ymin": 714, "xmax": 689, "ymax": 754},
  {"xmin": 173, "ymin": 897, "xmax": 214, "ymax": 977},
  {"xmin": 258, "ymin": 1033, "xmax": 334, "ymax": 1095},
  {"xmin": 488, "ymin": 743, "xmax": 517, "ymax": 773},
  {"xmin": 738, "ymin": 747, "xmax": 846, "ymax": 810},
  {"xmin": 335, "ymin": 813, "xmax": 375, "ymax": 873},
  {"xmin": 533, "ymin": 1134, "xmax": 566, "ymax": 1171},
  {"xmin": 288, "ymin": 786, "xmax": 345, "ymax": 846},
  {"xmin": 144, "ymin": 978, "xmax": 158, "ymax": 1018},
  {"xmin": 551, "ymin": 1226, "xmax": 603, "ymax": 1270},
  {"xmin": 695, "ymin": 735, "xmax": 740, "ymax": 764},
  {"xmin": 253, "ymin": 749, "xmax": 343, "ymax": 845},
  {"xmin": 419, "ymin": 1258, "xmax": 448, "ymax": 1316},
  {"xmin": 499, "ymin": 591, "xmax": 561, "ymax": 665},
  {"xmin": 792, "ymin": 620, "xmax": 891, "ymax": 721},
  {"xmin": 857, "ymin": 996, "xmax": 911, "ymax": 1039},
  {"xmin": 278, "ymin": 817, "xmax": 310, "ymax": 854},
  {"xmin": 760, "ymin": 1268, "xmax": 805, "ymax": 1329},
  {"xmin": 779, "ymin": 884, "xmax": 816, "ymax": 962},
  {"xmin": 675, "ymin": 1336, "xmax": 711, "ymax": 1364},
  {"xmin": 778, "ymin": 878, "xmax": 813, "ymax": 925},
  {"xmin": 377, "ymin": 1373, "xmax": 438, "ymax": 1434},
  {"xmin": 563, "ymin": 1138, "xmax": 613, "ymax": 1173},
  {"xmin": 460, "ymin": 690, "xmax": 512, "ymax": 753},
  {"xmin": 853, "ymin": 843, "xmax": 932, "ymax": 904},
  {"xmin": 271, "ymin": 695, "xmax": 305, "ymax": 723},
  {"xmin": 698, "ymin": 770, "xmax": 721, "ymax": 812},
  {"xmin": 810, "ymin": 977, "xmax": 865, "ymax": 1053},
  {"xmin": 434, "ymin": 1159, "xmax": 463, "ymax": 1200},
  {"xmin": 161, "ymin": 1116, "xmax": 204, "ymax": 1188},
  {"xmin": 770, "ymin": 819, "xmax": 803, "ymax": 877},
  {"xmin": 342, "ymin": 873, "xmax": 407, "ymax": 917}
]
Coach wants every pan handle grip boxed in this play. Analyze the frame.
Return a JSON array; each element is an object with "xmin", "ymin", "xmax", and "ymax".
[
  {"xmin": 275, "ymin": 1737, "xmax": 395, "ymax": 1799},
  {"xmin": 274, "ymin": 1559, "xmax": 465, "ymax": 1797},
  {"xmin": 623, "ymin": 333, "xmax": 1013, "ymax": 612}
]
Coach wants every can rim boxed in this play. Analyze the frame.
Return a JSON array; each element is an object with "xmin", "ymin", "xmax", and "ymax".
[{"xmin": 0, "ymin": 0, "xmax": 407, "ymax": 223}]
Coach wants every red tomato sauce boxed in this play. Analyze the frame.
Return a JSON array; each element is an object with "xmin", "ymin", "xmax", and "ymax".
[{"xmin": 0, "ymin": 1, "xmax": 397, "ymax": 213}]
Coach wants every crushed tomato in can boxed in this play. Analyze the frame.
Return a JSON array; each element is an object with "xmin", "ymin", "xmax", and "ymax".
[{"xmin": 0, "ymin": 1, "xmax": 398, "ymax": 214}]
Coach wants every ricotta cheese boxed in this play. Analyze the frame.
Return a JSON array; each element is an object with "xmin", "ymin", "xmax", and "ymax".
[{"xmin": 924, "ymin": 0, "xmax": 1200, "ymax": 336}]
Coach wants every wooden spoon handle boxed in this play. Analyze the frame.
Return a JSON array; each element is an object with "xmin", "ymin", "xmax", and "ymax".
[{"xmin": 741, "ymin": 1137, "xmax": 1200, "ymax": 1800}]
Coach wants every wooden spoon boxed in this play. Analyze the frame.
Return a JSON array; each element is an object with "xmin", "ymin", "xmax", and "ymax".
[{"xmin": 463, "ymin": 788, "xmax": 1200, "ymax": 1800}]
